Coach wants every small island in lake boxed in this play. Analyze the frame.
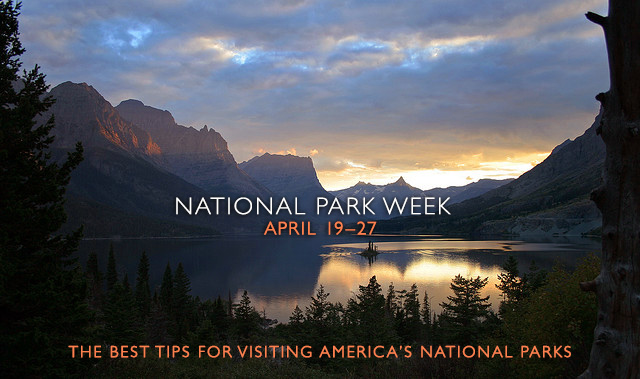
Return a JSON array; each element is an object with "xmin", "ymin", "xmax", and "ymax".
[
  {"xmin": 359, "ymin": 241, "xmax": 380, "ymax": 265},
  {"xmin": 360, "ymin": 241, "xmax": 379, "ymax": 258}
]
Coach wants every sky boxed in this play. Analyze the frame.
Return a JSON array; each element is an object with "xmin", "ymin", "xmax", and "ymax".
[{"xmin": 19, "ymin": 0, "xmax": 609, "ymax": 190}]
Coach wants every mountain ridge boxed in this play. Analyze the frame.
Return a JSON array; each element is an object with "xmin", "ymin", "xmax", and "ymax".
[
  {"xmin": 47, "ymin": 81, "xmax": 161, "ymax": 157},
  {"xmin": 46, "ymin": 82, "xmax": 266, "ymax": 236},
  {"xmin": 375, "ymin": 111, "xmax": 604, "ymax": 235},
  {"xmin": 116, "ymin": 98, "xmax": 268, "ymax": 197},
  {"xmin": 331, "ymin": 176, "xmax": 512, "ymax": 220}
]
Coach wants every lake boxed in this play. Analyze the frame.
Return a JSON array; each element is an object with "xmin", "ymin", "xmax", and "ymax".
[{"xmin": 77, "ymin": 235, "xmax": 600, "ymax": 322}]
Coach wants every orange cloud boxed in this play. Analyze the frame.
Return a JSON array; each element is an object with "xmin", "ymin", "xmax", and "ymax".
[{"xmin": 274, "ymin": 147, "xmax": 297, "ymax": 155}]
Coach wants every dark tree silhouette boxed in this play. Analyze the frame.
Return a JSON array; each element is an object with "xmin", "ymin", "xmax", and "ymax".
[
  {"xmin": 385, "ymin": 282, "xmax": 399, "ymax": 318},
  {"xmin": 0, "ymin": 1, "xmax": 88, "ymax": 376},
  {"xmin": 523, "ymin": 261, "xmax": 547, "ymax": 294},
  {"xmin": 496, "ymin": 255, "xmax": 524, "ymax": 315},
  {"xmin": 172, "ymin": 262, "xmax": 192, "ymax": 342},
  {"xmin": 290, "ymin": 305, "xmax": 304, "ymax": 325},
  {"xmin": 233, "ymin": 290, "xmax": 260, "ymax": 339},
  {"xmin": 397, "ymin": 283, "xmax": 421, "ymax": 342},
  {"xmin": 106, "ymin": 243, "xmax": 117, "ymax": 292},
  {"xmin": 160, "ymin": 262, "xmax": 173, "ymax": 312},
  {"xmin": 421, "ymin": 290, "xmax": 431, "ymax": 329},
  {"xmin": 581, "ymin": 1, "xmax": 640, "ymax": 377},
  {"xmin": 305, "ymin": 285, "xmax": 331, "ymax": 326},
  {"xmin": 135, "ymin": 251, "xmax": 151, "ymax": 318},
  {"xmin": 209, "ymin": 295, "xmax": 230, "ymax": 340},
  {"xmin": 86, "ymin": 251, "xmax": 104, "ymax": 311},
  {"xmin": 104, "ymin": 279, "xmax": 142, "ymax": 344},
  {"xmin": 439, "ymin": 275, "xmax": 491, "ymax": 344},
  {"xmin": 350, "ymin": 276, "xmax": 397, "ymax": 346}
]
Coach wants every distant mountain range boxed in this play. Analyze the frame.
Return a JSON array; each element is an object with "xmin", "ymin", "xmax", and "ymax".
[
  {"xmin": 424, "ymin": 178, "xmax": 515, "ymax": 204},
  {"xmin": 331, "ymin": 177, "xmax": 512, "ymax": 219},
  {"xmin": 375, "ymin": 111, "xmax": 605, "ymax": 236},
  {"xmin": 45, "ymin": 81, "xmax": 604, "ymax": 237},
  {"xmin": 332, "ymin": 177, "xmax": 424, "ymax": 200}
]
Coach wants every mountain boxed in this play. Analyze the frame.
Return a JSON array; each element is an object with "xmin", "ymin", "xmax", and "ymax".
[
  {"xmin": 48, "ymin": 82, "xmax": 161, "ymax": 156},
  {"xmin": 115, "ymin": 99, "xmax": 267, "ymax": 197},
  {"xmin": 332, "ymin": 176, "xmax": 424, "ymax": 199},
  {"xmin": 46, "ymin": 82, "xmax": 257, "ymax": 237},
  {"xmin": 425, "ymin": 178, "xmax": 514, "ymax": 204},
  {"xmin": 57, "ymin": 147, "xmax": 221, "ymax": 237},
  {"xmin": 375, "ymin": 111, "xmax": 605, "ymax": 236},
  {"xmin": 331, "ymin": 177, "xmax": 512, "ymax": 219},
  {"xmin": 240, "ymin": 153, "xmax": 329, "ymax": 198},
  {"xmin": 239, "ymin": 153, "xmax": 339, "ymax": 218},
  {"xmin": 330, "ymin": 177, "xmax": 423, "ymax": 219}
]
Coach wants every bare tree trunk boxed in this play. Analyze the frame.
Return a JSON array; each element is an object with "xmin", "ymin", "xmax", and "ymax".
[{"xmin": 580, "ymin": 1, "xmax": 640, "ymax": 378}]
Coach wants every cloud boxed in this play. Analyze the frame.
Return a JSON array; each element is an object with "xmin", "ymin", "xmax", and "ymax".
[
  {"xmin": 274, "ymin": 147, "xmax": 297, "ymax": 156},
  {"xmin": 19, "ymin": 0, "xmax": 609, "ymax": 190}
]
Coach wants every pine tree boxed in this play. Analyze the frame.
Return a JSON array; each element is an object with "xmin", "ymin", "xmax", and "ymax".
[
  {"xmin": 290, "ymin": 305, "xmax": 304, "ymax": 325},
  {"xmin": 106, "ymin": 243, "xmax": 117, "ymax": 292},
  {"xmin": 192, "ymin": 319, "xmax": 216, "ymax": 345},
  {"xmin": 288, "ymin": 305, "xmax": 306, "ymax": 344},
  {"xmin": 496, "ymin": 255, "xmax": 524, "ymax": 315},
  {"xmin": 523, "ymin": 260, "xmax": 547, "ymax": 296},
  {"xmin": 404, "ymin": 284, "xmax": 421, "ymax": 320},
  {"xmin": 385, "ymin": 282, "xmax": 398, "ymax": 318},
  {"xmin": 305, "ymin": 285, "xmax": 331, "ymax": 326},
  {"xmin": 421, "ymin": 290, "xmax": 431, "ymax": 328},
  {"xmin": 233, "ymin": 290, "xmax": 260, "ymax": 340},
  {"xmin": 398, "ymin": 283, "xmax": 421, "ymax": 342},
  {"xmin": 147, "ymin": 292, "xmax": 171, "ymax": 345},
  {"xmin": 159, "ymin": 262, "xmax": 173, "ymax": 312},
  {"xmin": 439, "ymin": 275, "xmax": 491, "ymax": 344},
  {"xmin": 351, "ymin": 276, "xmax": 397, "ymax": 345},
  {"xmin": 326, "ymin": 301, "xmax": 344, "ymax": 329},
  {"xmin": 172, "ymin": 262, "xmax": 192, "ymax": 342},
  {"xmin": 0, "ymin": 2, "xmax": 89, "ymax": 376},
  {"xmin": 122, "ymin": 273, "xmax": 131, "ymax": 292},
  {"xmin": 86, "ymin": 251, "xmax": 104, "ymax": 311},
  {"xmin": 103, "ymin": 281, "xmax": 142, "ymax": 344},
  {"xmin": 210, "ymin": 295, "xmax": 230, "ymax": 341},
  {"xmin": 421, "ymin": 290, "xmax": 432, "ymax": 341},
  {"xmin": 135, "ymin": 251, "xmax": 151, "ymax": 318}
]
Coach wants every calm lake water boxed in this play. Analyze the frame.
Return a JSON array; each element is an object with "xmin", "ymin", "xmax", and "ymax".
[{"xmin": 77, "ymin": 235, "xmax": 600, "ymax": 322}]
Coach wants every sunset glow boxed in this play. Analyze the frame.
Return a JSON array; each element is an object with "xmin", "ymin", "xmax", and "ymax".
[{"xmin": 20, "ymin": 0, "xmax": 607, "ymax": 191}]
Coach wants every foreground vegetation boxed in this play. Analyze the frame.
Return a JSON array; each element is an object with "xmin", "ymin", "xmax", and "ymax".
[{"xmin": 77, "ymin": 247, "xmax": 598, "ymax": 378}]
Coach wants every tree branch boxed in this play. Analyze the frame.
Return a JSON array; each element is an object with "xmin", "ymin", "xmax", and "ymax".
[{"xmin": 586, "ymin": 12, "xmax": 608, "ymax": 28}]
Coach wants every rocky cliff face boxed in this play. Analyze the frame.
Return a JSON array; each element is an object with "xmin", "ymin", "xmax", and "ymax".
[
  {"xmin": 239, "ymin": 153, "xmax": 347, "ymax": 220},
  {"xmin": 116, "ymin": 99, "xmax": 266, "ymax": 197},
  {"xmin": 116, "ymin": 99, "xmax": 229, "ymax": 155},
  {"xmin": 45, "ymin": 82, "xmax": 270, "ymax": 236},
  {"xmin": 47, "ymin": 82, "xmax": 161, "ymax": 156},
  {"xmin": 239, "ymin": 153, "xmax": 325, "ymax": 197}
]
